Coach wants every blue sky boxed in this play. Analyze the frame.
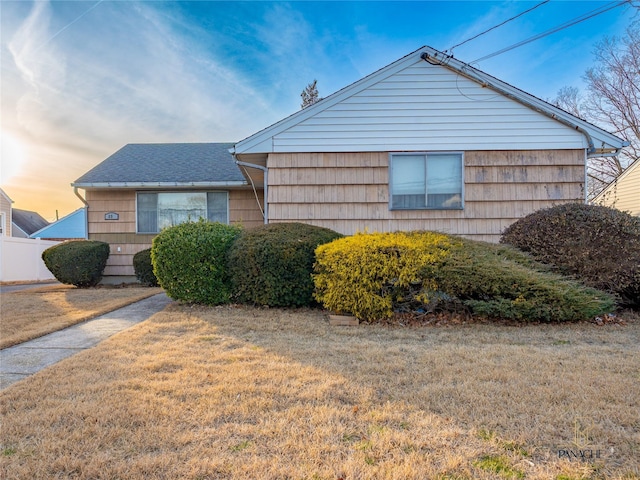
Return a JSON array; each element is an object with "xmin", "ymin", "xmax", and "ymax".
[{"xmin": 1, "ymin": 0, "xmax": 636, "ymax": 219}]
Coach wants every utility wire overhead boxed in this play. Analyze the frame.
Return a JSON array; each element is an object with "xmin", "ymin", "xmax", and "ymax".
[
  {"xmin": 472, "ymin": 0, "xmax": 630, "ymax": 63},
  {"xmin": 446, "ymin": 0, "xmax": 550, "ymax": 54}
]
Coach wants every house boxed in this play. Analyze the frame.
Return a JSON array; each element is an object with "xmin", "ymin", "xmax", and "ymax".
[
  {"xmin": 593, "ymin": 158, "xmax": 640, "ymax": 216},
  {"xmin": 11, "ymin": 208, "xmax": 49, "ymax": 238},
  {"xmin": 0, "ymin": 188, "xmax": 12, "ymax": 237},
  {"xmin": 74, "ymin": 46, "xmax": 628, "ymax": 283},
  {"xmin": 30, "ymin": 208, "xmax": 87, "ymax": 240},
  {"xmin": 232, "ymin": 46, "xmax": 628, "ymax": 241},
  {"xmin": 72, "ymin": 143, "xmax": 264, "ymax": 281}
]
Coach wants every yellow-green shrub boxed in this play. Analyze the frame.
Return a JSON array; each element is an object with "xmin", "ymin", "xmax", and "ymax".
[
  {"xmin": 314, "ymin": 231, "xmax": 615, "ymax": 323},
  {"xmin": 313, "ymin": 231, "xmax": 454, "ymax": 320}
]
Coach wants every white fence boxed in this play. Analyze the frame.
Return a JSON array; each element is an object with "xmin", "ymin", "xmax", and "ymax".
[{"xmin": 0, "ymin": 236, "xmax": 60, "ymax": 282}]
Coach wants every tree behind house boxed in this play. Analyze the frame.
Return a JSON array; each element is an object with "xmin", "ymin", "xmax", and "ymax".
[
  {"xmin": 301, "ymin": 79, "xmax": 320, "ymax": 109},
  {"xmin": 552, "ymin": 22, "xmax": 639, "ymax": 199}
]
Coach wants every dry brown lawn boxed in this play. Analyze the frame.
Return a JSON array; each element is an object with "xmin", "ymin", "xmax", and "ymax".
[
  {"xmin": 1, "ymin": 304, "xmax": 638, "ymax": 479},
  {"xmin": 0, "ymin": 284, "xmax": 162, "ymax": 349}
]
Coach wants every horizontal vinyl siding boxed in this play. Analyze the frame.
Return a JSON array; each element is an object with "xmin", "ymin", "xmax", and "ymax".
[
  {"xmin": 1, "ymin": 196, "xmax": 11, "ymax": 237},
  {"xmin": 597, "ymin": 163, "xmax": 640, "ymax": 216},
  {"xmin": 267, "ymin": 150, "xmax": 585, "ymax": 242},
  {"xmin": 272, "ymin": 62, "xmax": 586, "ymax": 153}
]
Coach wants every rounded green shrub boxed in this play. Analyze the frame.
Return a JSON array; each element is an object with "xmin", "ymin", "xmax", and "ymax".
[
  {"xmin": 42, "ymin": 240, "xmax": 110, "ymax": 287},
  {"xmin": 133, "ymin": 248, "xmax": 158, "ymax": 286},
  {"xmin": 227, "ymin": 222, "xmax": 343, "ymax": 307},
  {"xmin": 313, "ymin": 231, "xmax": 615, "ymax": 322},
  {"xmin": 151, "ymin": 220, "xmax": 242, "ymax": 304},
  {"xmin": 500, "ymin": 203, "xmax": 640, "ymax": 308}
]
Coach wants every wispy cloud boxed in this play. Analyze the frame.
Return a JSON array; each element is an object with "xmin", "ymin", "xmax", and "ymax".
[{"xmin": 0, "ymin": 0, "xmax": 634, "ymax": 219}]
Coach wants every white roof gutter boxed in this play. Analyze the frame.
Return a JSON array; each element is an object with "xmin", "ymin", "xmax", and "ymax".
[
  {"xmin": 420, "ymin": 51, "xmax": 630, "ymax": 158},
  {"xmin": 73, "ymin": 187, "xmax": 89, "ymax": 239},
  {"xmin": 230, "ymin": 146, "xmax": 269, "ymax": 224},
  {"xmin": 71, "ymin": 181, "xmax": 247, "ymax": 188}
]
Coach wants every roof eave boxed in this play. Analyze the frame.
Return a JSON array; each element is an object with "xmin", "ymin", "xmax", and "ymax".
[
  {"xmin": 233, "ymin": 46, "xmax": 628, "ymax": 157},
  {"xmin": 71, "ymin": 181, "xmax": 248, "ymax": 189},
  {"xmin": 419, "ymin": 48, "xmax": 628, "ymax": 154}
]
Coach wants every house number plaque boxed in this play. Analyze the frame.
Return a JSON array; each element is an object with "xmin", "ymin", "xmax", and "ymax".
[{"xmin": 105, "ymin": 212, "xmax": 119, "ymax": 221}]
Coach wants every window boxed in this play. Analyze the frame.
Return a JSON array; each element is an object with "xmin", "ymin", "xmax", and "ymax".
[
  {"xmin": 390, "ymin": 153, "xmax": 463, "ymax": 209},
  {"xmin": 137, "ymin": 192, "xmax": 228, "ymax": 233},
  {"xmin": 0, "ymin": 213, "xmax": 4, "ymax": 235}
]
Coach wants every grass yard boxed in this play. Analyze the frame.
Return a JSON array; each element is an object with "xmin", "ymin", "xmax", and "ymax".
[
  {"xmin": 1, "ymin": 304, "xmax": 639, "ymax": 479},
  {"xmin": 0, "ymin": 284, "xmax": 163, "ymax": 349}
]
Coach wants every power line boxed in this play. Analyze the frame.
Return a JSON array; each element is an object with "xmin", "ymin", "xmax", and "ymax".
[
  {"xmin": 472, "ymin": 0, "xmax": 630, "ymax": 63},
  {"xmin": 447, "ymin": 0, "xmax": 550, "ymax": 53}
]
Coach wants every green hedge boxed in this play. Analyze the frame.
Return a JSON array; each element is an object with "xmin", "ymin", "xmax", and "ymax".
[
  {"xmin": 42, "ymin": 240, "xmax": 110, "ymax": 287},
  {"xmin": 151, "ymin": 220, "xmax": 242, "ymax": 304},
  {"xmin": 133, "ymin": 248, "xmax": 158, "ymax": 286},
  {"xmin": 501, "ymin": 203, "xmax": 640, "ymax": 308},
  {"xmin": 313, "ymin": 231, "xmax": 615, "ymax": 322},
  {"xmin": 227, "ymin": 222, "xmax": 343, "ymax": 307},
  {"xmin": 427, "ymin": 239, "xmax": 615, "ymax": 322}
]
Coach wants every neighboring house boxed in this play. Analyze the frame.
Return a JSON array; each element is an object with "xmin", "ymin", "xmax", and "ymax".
[
  {"xmin": 0, "ymin": 188, "xmax": 12, "ymax": 237},
  {"xmin": 593, "ymin": 158, "xmax": 640, "ymax": 216},
  {"xmin": 72, "ymin": 143, "xmax": 264, "ymax": 281},
  {"xmin": 30, "ymin": 208, "xmax": 87, "ymax": 240},
  {"xmin": 232, "ymin": 46, "xmax": 627, "ymax": 242},
  {"xmin": 11, "ymin": 208, "xmax": 49, "ymax": 238},
  {"xmin": 73, "ymin": 46, "xmax": 628, "ymax": 282}
]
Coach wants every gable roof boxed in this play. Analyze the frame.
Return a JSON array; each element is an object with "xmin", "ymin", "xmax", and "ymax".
[
  {"xmin": 0, "ymin": 188, "xmax": 13, "ymax": 205},
  {"xmin": 593, "ymin": 157, "xmax": 640, "ymax": 211},
  {"xmin": 73, "ymin": 143, "xmax": 247, "ymax": 188},
  {"xmin": 12, "ymin": 208, "xmax": 49, "ymax": 236},
  {"xmin": 30, "ymin": 208, "xmax": 86, "ymax": 239},
  {"xmin": 233, "ymin": 46, "xmax": 628, "ymax": 158}
]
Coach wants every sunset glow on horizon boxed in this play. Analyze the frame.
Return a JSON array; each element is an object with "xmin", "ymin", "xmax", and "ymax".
[{"xmin": 1, "ymin": 1, "xmax": 636, "ymax": 221}]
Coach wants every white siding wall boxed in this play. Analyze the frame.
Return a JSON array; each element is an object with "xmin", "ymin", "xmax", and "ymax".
[{"xmin": 272, "ymin": 60, "xmax": 586, "ymax": 153}]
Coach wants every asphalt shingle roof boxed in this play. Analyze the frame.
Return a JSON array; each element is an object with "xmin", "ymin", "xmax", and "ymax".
[
  {"xmin": 73, "ymin": 143, "xmax": 246, "ymax": 185},
  {"xmin": 12, "ymin": 209, "xmax": 49, "ymax": 236}
]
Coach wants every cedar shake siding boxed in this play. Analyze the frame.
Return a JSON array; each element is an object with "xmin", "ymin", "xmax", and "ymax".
[
  {"xmin": 86, "ymin": 189, "xmax": 263, "ymax": 277},
  {"xmin": 267, "ymin": 150, "xmax": 585, "ymax": 242}
]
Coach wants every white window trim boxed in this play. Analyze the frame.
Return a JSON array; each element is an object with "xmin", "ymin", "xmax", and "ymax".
[
  {"xmin": 135, "ymin": 191, "xmax": 230, "ymax": 234},
  {"xmin": 388, "ymin": 152, "xmax": 464, "ymax": 210}
]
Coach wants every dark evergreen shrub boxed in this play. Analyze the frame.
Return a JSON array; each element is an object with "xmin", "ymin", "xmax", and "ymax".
[
  {"xmin": 427, "ymin": 239, "xmax": 616, "ymax": 322},
  {"xmin": 151, "ymin": 220, "xmax": 242, "ymax": 304},
  {"xmin": 133, "ymin": 248, "xmax": 158, "ymax": 286},
  {"xmin": 42, "ymin": 240, "xmax": 110, "ymax": 287},
  {"xmin": 500, "ymin": 203, "xmax": 640, "ymax": 308},
  {"xmin": 228, "ymin": 222, "xmax": 343, "ymax": 307}
]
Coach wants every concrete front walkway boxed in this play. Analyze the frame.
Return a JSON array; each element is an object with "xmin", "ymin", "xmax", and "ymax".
[{"xmin": 0, "ymin": 293, "xmax": 172, "ymax": 390}]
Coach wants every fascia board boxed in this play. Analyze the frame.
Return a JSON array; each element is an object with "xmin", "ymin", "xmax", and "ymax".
[
  {"xmin": 233, "ymin": 47, "xmax": 427, "ymax": 155},
  {"xmin": 422, "ymin": 47, "xmax": 628, "ymax": 151},
  {"xmin": 593, "ymin": 157, "xmax": 640, "ymax": 202},
  {"xmin": 0, "ymin": 188, "xmax": 13, "ymax": 204}
]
